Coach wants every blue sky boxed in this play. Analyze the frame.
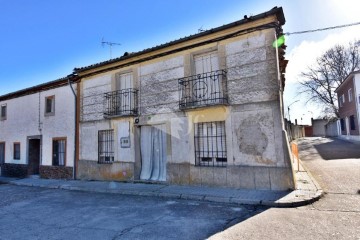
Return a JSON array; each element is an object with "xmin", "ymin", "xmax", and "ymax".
[{"xmin": 1, "ymin": 0, "xmax": 360, "ymax": 124}]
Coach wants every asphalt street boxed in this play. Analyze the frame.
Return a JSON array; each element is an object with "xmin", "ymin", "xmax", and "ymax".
[
  {"xmin": 0, "ymin": 184, "xmax": 265, "ymax": 240},
  {"xmin": 210, "ymin": 137, "xmax": 360, "ymax": 240}
]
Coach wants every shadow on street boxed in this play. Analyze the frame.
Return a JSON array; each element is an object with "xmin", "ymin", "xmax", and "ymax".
[{"xmin": 299, "ymin": 137, "xmax": 360, "ymax": 161}]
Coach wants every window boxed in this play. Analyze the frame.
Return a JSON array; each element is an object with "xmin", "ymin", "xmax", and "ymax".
[
  {"xmin": 348, "ymin": 88, "xmax": 353, "ymax": 102},
  {"xmin": 53, "ymin": 138, "xmax": 66, "ymax": 166},
  {"xmin": 340, "ymin": 118, "xmax": 345, "ymax": 131},
  {"xmin": 194, "ymin": 121, "xmax": 227, "ymax": 167},
  {"xmin": 98, "ymin": 130, "xmax": 114, "ymax": 163},
  {"xmin": 45, "ymin": 96, "xmax": 55, "ymax": 115},
  {"xmin": 179, "ymin": 51, "xmax": 228, "ymax": 109},
  {"xmin": 350, "ymin": 115, "xmax": 356, "ymax": 130},
  {"xmin": 0, "ymin": 104, "xmax": 6, "ymax": 120},
  {"xmin": 13, "ymin": 142, "xmax": 20, "ymax": 160},
  {"xmin": 339, "ymin": 95, "xmax": 343, "ymax": 107}
]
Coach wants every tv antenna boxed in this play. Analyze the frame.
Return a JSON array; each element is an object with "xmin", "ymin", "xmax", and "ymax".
[
  {"xmin": 198, "ymin": 25, "xmax": 205, "ymax": 33},
  {"xmin": 101, "ymin": 37, "xmax": 121, "ymax": 59}
]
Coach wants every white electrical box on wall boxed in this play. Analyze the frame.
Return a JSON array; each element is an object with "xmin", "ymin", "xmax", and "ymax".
[{"xmin": 120, "ymin": 137, "xmax": 130, "ymax": 148}]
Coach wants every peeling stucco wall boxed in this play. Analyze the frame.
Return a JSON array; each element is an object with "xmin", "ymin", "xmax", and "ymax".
[{"xmin": 78, "ymin": 28, "xmax": 294, "ymax": 189}]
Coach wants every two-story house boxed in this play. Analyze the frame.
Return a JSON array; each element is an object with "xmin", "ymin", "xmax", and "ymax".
[
  {"xmin": 0, "ymin": 78, "xmax": 78, "ymax": 179},
  {"xmin": 335, "ymin": 70, "xmax": 360, "ymax": 141},
  {"xmin": 74, "ymin": 7, "xmax": 295, "ymax": 190}
]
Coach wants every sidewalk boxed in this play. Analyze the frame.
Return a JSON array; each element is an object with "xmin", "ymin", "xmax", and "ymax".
[{"xmin": 0, "ymin": 159, "xmax": 322, "ymax": 207}]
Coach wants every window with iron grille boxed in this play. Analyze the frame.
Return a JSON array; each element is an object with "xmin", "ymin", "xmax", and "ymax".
[
  {"xmin": 194, "ymin": 121, "xmax": 227, "ymax": 167},
  {"xmin": 98, "ymin": 130, "xmax": 114, "ymax": 163},
  {"xmin": 350, "ymin": 115, "xmax": 356, "ymax": 130},
  {"xmin": 178, "ymin": 51, "xmax": 228, "ymax": 109},
  {"xmin": 13, "ymin": 142, "xmax": 20, "ymax": 160},
  {"xmin": 53, "ymin": 138, "xmax": 66, "ymax": 166}
]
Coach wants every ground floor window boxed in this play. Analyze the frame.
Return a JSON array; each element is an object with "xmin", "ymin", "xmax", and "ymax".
[
  {"xmin": 53, "ymin": 138, "xmax": 66, "ymax": 166},
  {"xmin": 350, "ymin": 115, "xmax": 356, "ymax": 130},
  {"xmin": 98, "ymin": 130, "xmax": 114, "ymax": 163},
  {"xmin": 13, "ymin": 142, "xmax": 20, "ymax": 160},
  {"xmin": 194, "ymin": 121, "xmax": 227, "ymax": 167}
]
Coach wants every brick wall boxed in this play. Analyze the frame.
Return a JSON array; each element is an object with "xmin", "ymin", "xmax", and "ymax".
[{"xmin": 337, "ymin": 78, "xmax": 359, "ymax": 135}]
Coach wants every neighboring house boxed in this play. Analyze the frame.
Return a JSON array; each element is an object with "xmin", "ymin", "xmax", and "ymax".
[
  {"xmin": 311, "ymin": 118, "xmax": 327, "ymax": 137},
  {"xmin": 74, "ymin": 7, "xmax": 295, "ymax": 190},
  {"xmin": 335, "ymin": 70, "xmax": 360, "ymax": 141},
  {"xmin": 0, "ymin": 78, "xmax": 77, "ymax": 179}
]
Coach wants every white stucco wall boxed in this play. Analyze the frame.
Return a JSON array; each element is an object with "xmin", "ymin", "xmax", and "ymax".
[{"xmin": 0, "ymin": 84, "xmax": 76, "ymax": 167}]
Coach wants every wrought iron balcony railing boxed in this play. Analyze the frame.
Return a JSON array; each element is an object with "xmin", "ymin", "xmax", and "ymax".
[
  {"xmin": 104, "ymin": 88, "xmax": 138, "ymax": 117},
  {"xmin": 178, "ymin": 70, "xmax": 228, "ymax": 109}
]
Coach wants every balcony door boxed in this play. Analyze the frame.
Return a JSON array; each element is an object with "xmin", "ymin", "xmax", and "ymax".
[
  {"xmin": 194, "ymin": 52, "xmax": 220, "ymax": 104},
  {"xmin": 115, "ymin": 72, "xmax": 134, "ymax": 114}
]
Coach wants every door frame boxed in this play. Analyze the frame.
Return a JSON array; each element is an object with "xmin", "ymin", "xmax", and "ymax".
[
  {"xmin": 27, "ymin": 135, "xmax": 42, "ymax": 173},
  {"xmin": 138, "ymin": 123, "xmax": 168, "ymax": 182}
]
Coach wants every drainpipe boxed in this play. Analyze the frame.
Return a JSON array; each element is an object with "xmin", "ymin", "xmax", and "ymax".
[{"xmin": 67, "ymin": 74, "xmax": 77, "ymax": 180}]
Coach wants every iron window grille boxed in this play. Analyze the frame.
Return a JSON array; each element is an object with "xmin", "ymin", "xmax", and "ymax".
[
  {"xmin": 104, "ymin": 89, "xmax": 138, "ymax": 117},
  {"xmin": 98, "ymin": 130, "xmax": 114, "ymax": 163},
  {"xmin": 178, "ymin": 70, "xmax": 228, "ymax": 109},
  {"xmin": 13, "ymin": 142, "xmax": 20, "ymax": 160},
  {"xmin": 53, "ymin": 138, "xmax": 66, "ymax": 166},
  {"xmin": 194, "ymin": 121, "xmax": 227, "ymax": 167}
]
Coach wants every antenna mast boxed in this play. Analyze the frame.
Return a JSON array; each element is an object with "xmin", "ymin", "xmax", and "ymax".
[{"xmin": 101, "ymin": 37, "xmax": 121, "ymax": 59}]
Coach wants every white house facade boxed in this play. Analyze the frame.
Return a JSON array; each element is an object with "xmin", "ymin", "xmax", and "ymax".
[
  {"xmin": 0, "ymin": 79, "xmax": 77, "ymax": 179},
  {"xmin": 74, "ymin": 7, "xmax": 295, "ymax": 190}
]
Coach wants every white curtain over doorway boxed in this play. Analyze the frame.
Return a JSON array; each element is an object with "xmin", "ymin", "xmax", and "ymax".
[{"xmin": 140, "ymin": 125, "xmax": 167, "ymax": 181}]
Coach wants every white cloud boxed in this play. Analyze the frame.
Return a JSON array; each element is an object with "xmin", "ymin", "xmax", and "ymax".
[
  {"xmin": 286, "ymin": 25, "xmax": 360, "ymax": 84},
  {"xmin": 283, "ymin": 25, "xmax": 360, "ymax": 124}
]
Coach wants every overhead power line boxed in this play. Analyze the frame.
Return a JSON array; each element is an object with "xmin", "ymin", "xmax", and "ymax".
[{"xmin": 285, "ymin": 21, "xmax": 360, "ymax": 36}]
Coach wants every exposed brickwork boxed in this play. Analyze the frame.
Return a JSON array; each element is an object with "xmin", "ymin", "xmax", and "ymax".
[
  {"xmin": 39, "ymin": 166, "xmax": 73, "ymax": 179},
  {"xmin": 2, "ymin": 163, "xmax": 28, "ymax": 177},
  {"xmin": 337, "ymin": 78, "xmax": 359, "ymax": 135}
]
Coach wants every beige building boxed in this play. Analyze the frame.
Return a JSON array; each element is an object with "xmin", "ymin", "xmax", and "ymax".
[{"xmin": 74, "ymin": 7, "xmax": 295, "ymax": 190}]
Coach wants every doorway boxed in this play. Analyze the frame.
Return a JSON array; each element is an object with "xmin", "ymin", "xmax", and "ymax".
[
  {"xmin": 140, "ymin": 125, "xmax": 167, "ymax": 181},
  {"xmin": 28, "ymin": 137, "xmax": 41, "ymax": 175}
]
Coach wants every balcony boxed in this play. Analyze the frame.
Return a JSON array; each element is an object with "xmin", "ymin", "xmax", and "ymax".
[
  {"xmin": 104, "ymin": 89, "xmax": 138, "ymax": 117},
  {"xmin": 178, "ymin": 70, "xmax": 228, "ymax": 109}
]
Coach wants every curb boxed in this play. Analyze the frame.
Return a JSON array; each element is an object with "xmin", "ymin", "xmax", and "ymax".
[{"xmin": 2, "ymin": 179, "xmax": 322, "ymax": 208}]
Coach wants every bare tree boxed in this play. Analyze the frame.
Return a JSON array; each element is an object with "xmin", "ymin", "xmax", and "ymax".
[{"xmin": 299, "ymin": 40, "xmax": 360, "ymax": 117}]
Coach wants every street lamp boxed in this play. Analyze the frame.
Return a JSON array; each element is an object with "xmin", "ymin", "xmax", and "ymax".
[{"xmin": 287, "ymin": 100, "xmax": 299, "ymax": 123}]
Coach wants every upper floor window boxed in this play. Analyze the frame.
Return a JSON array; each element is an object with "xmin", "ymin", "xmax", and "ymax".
[
  {"xmin": 13, "ymin": 142, "xmax": 20, "ymax": 160},
  {"xmin": 104, "ymin": 72, "xmax": 138, "ymax": 117},
  {"xmin": 339, "ymin": 94, "xmax": 345, "ymax": 107},
  {"xmin": 45, "ymin": 96, "xmax": 55, "ymax": 116},
  {"xmin": 0, "ymin": 104, "xmax": 6, "ymax": 120},
  {"xmin": 348, "ymin": 88, "xmax": 353, "ymax": 102},
  {"xmin": 179, "ymin": 51, "xmax": 228, "ymax": 109}
]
